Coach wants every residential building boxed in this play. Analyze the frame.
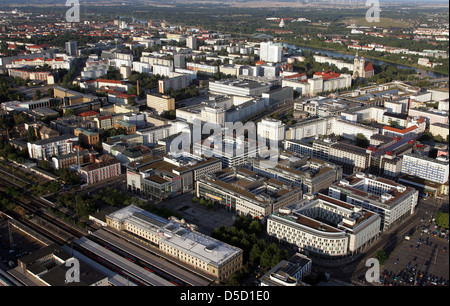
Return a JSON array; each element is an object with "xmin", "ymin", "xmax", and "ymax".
[
  {"xmin": 136, "ymin": 124, "xmax": 172, "ymax": 145},
  {"xmin": 401, "ymin": 153, "xmax": 449, "ymax": 184},
  {"xmin": 193, "ymin": 135, "xmax": 266, "ymax": 168},
  {"xmin": 115, "ymin": 120, "xmax": 136, "ymax": 135},
  {"xmin": 74, "ymin": 128, "xmax": 100, "ymax": 146},
  {"xmin": 51, "ymin": 149, "xmax": 92, "ymax": 170},
  {"xmin": 430, "ymin": 123, "xmax": 449, "ymax": 140},
  {"xmin": 27, "ymin": 134, "xmax": 78, "ymax": 161},
  {"xmin": 65, "ymin": 41, "xmax": 78, "ymax": 56},
  {"xmin": 93, "ymin": 115, "xmax": 114, "ymax": 130},
  {"xmin": 80, "ymin": 156, "xmax": 121, "ymax": 185},
  {"xmin": 158, "ymin": 73, "xmax": 190, "ymax": 94},
  {"xmin": 147, "ymin": 93, "xmax": 175, "ymax": 116},
  {"xmin": 186, "ymin": 36, "xmax": 198, "ymax": 50},
  {"xmin": 259, "ymin": 41, "xmax": 282, "ymax": 63},
  {"xmin": 209, "ymin": 79, "xmax": 271, "ymax": 97},
  {"xmin": 39, "ymin": 126, "xmax": 59, "ymax": 140},
  {"xmin": 328, "ymin": 143, "xmax": 372, "ymax": 174}
]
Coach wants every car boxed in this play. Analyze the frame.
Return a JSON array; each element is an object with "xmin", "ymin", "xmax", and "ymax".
[
  {"xmin": 409, "ymin": 245, "xmax": 413, "ymax": 250},
  {"xmin": 406, "ymin": 262, "xmax": 411, "ymax": 269},
  {"xmin": 413, "ymin": 256, "xmax": 417, "ymax": 261},
  {"xmin": 394, "ymin": 258, "xmax": 399, "ymax": 264},
  {"xmin": 416, "ymin": 244, "xmax": 420, "ymax": 249}
]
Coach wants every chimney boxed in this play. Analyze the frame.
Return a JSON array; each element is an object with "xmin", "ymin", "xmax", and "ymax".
[{"xmin": 89, "ymin": 153, "xmax": 96, "ymax": 164}]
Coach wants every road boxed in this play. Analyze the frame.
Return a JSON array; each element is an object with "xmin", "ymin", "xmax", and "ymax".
[{"xmin": 312, "ymin": 195, "xmax": 449, "ymax": 284}]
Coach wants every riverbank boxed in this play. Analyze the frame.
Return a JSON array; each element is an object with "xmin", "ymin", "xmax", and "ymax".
[{"xmin": 281, "ymin": 39, "xmax": 449, "ymax": 77}]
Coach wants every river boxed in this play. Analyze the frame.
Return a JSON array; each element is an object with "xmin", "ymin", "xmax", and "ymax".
[{"xmin": 283, "ymin": 43, "xmax": 448, "ymax": 79}]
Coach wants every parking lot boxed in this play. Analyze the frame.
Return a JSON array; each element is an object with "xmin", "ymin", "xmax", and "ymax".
[{"xmin": 380, "ymin": 222, "xmax": 449, "ymax": 286}]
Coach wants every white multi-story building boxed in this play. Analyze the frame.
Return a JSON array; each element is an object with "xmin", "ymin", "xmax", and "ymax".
[
  {"xmin": 136, "ymin": 124, "xmax": 172, "ymax": 145},
  {"xmin": 267, "ymin": 193, "xmax": 381, "ymax": 257},
  {"xmin": 257, "ymin": 118, "xmax": 286, "ymax": 147},
  {"xmin": 328, "ymin": 173, "xmax": 419, "ymax": 231},
  {"xmin": 27, "ymin": 134, "xmax": 78, "ymax": 161},
  {"xmin": 209, "ymin": 79, "xmax": 271, "ymax": 97},
  {"xmin": 259, "ymin": 41, "xmax": 282, "ymax": 63},
  {"xmin": 401, "ymin": 153, "xmax": 449, "ymax": 184}
]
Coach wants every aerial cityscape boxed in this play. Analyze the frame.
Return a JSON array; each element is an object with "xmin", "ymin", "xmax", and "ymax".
[{"xmin": 0, "ymin": 0, "xmax": 448, "ymax": 295}]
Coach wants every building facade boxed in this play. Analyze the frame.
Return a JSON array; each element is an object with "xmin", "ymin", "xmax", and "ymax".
[{"xmin": 267, "ymin": 194, "xmax": 381, "ymax": 257}]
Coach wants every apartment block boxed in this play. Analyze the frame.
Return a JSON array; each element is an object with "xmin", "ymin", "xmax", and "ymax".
[
  {"xmin": 27, "ymin": 134, "xmax": 78, "ymax": 161},
  {"xmin": 80, "ymin": 156, "xmax": 121, "ymax": 185},
  {"xmin": 401, "ymin": 153, "xmax": 449, "ymax": 184},
  {"xmin": 147, "ymin": 93, "xmax": 175, "ymax": 116}
]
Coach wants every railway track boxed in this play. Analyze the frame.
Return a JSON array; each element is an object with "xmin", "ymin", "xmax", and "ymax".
[{"xmin": 0, "ymin": 177, "xmax": 90, "ymax": 246}]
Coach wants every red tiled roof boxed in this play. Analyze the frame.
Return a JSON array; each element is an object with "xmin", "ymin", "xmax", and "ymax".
[
  {"xmin": 364, "ymin": 62, "xmax": 374, "ymax": 72},
  {"xmin": 383, "ymin": 125, "xmax": 418, "ymax": 134},
  {"xmin": 79, "ymin": 111, "xmax": 99, "ymax": 117},
  {"xmin": 95, "ymin": 79, "xmax": 124, "ymax": 84},
  {"xmin": 314, "ymin": 71, "xmax": 341, "ymax": 80}
]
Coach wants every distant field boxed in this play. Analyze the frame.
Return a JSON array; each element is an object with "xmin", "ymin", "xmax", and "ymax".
[{"xmin": 344, "ymin": 17, "xmax": 412, "ymax": 28}]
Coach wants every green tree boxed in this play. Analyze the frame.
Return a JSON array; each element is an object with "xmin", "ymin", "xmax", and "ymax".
[
  {"xmin": 435, "ymin": 212, "xmax": 449, "ymax": 229},
  {"xmin": 249, "ymin": 244, "xmax": 262, "ymax": 266},
  {"xmin": 355, "ymin": 133, "xmax": 369, "ymax": 148},
  {"xmin": 375, "ymin": 250, "xmax": 388, "ymax": 265},
  {"xmin": 33, "ymin": 89, "xmax": 42, "ymax": 100},
  {"xmin": 259, "ymin": 249, "xmax": 273, "ymax": 268}
]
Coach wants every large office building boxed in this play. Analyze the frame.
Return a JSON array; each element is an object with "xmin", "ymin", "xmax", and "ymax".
[
  {"xmin": 196, "ymin": 167, "xmax": 302, "ymax": 219},
  {"xmin": 401, "ymin": 153, "xmax": 449, "ymax": 184},
  {"xmin": 126, "ymin": 153, "xmax": 222, "ymax": 199},
  {"xmin": 208, "ymin": 79, "xmax": 271, "ymax": 97},
  {"xmin": 267, "ymin": 193, "xmax": 381, "ymax": 257},
  {"xmin": 193, "ymin": 135, "xmax": 266, "ymax": 168},
  {"xmin": 250, "ymin": 153, "xmax": 342, "ymax": 195},
  {"xmin": 105, "ymin": 205, "xmax": 243, "ymax": 283},
  {"xmin": 328, "ymin": 142, "xmax": 372, "ymax": 174},
  {"xmin": 328, "ymin": 173, "xmax": 419, "ymax": 231}
]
